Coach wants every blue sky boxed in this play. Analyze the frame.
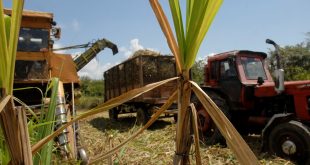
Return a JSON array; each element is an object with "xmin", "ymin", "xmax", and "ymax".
[{"xmin": 4, "ymin": 0, "xmax": 310, "ymax": 79}]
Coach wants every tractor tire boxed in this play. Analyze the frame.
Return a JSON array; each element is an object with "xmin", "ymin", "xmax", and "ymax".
[
  {"xmin": 268, "ymin": 120, "xmax": 310, "ymax": 164},
  {"xmin": 192, "ymin": 91, "xmax": 230, "ymax": 146},
  {"xmin": 136, "ymin": 107, "xmax": 150, "ymax": 126},
  {"xmin": 109, "ymin": 108, "xmax": 118, "ymax": 121}
]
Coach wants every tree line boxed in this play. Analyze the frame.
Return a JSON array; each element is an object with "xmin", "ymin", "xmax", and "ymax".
[
  {"xmin": 269, "ymin": 33, "xmax": 310, "ymax": 80},
  {"xmin": 79, "ymin": 76, "xmax": 104, "ymax": 97}
]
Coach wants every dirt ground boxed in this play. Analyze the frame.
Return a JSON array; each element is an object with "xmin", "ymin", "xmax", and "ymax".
[{"xmin": 78, "ymin": 110, "xmax": 295, "ymax": 165}]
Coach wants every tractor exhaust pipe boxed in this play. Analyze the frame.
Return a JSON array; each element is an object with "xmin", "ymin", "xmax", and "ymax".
[
  {"xmin": 266, "ymin": 39, "xmax": 284, "ymax": 93},
  {"xmin": 266, "ymin": 39, "xmax": 281, "ymax": 69}
]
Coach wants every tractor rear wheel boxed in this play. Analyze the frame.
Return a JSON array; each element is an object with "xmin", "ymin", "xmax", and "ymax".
[
  {"xmin": 268, "ymin": 121, "xmax": 310, "ymax": 164},
  {"xmin": 192, "ymin": 91, "xmax": 230, "ymax": 145}
]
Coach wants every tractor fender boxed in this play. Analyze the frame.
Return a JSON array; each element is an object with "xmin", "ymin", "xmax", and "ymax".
[
  {"xmin": 261, "ymin": 113, "xmax": 294, "ymax": 151},
  {"xmin": 288, "ymin": 120, "xmax": 310, "ymax": 135},
  {"xmin": 197, "ymin": 86, "xmax": 232, "ymax": 107}
]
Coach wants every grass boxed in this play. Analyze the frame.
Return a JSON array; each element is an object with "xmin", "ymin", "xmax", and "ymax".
[{"xmin": 78, "ymin": 110, "xmax": 295, "ymax": 165}]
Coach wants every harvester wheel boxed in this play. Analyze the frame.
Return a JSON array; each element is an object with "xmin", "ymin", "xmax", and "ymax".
[
  {"xmin": 136, "ymin": 107, "xmax": 150, "ymax": 126},
  {"xmin": 268, "ymin": 120, "xmax": 310, "ymax": 163},
  {"xmin": 78, "ymin": 148, "xmax": 89, "ymax": 165},
  {"xmin": 192, "ymin": 91, "xmax": 230, "ymax": 145},
  {"xmin": 109, "ymin": 108, "xmax": 118, "ymax": 121}
]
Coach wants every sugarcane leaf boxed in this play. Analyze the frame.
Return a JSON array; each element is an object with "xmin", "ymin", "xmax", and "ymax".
[
  {"xmin": 169, "ymin": 0, "xmax": 185, "ymax": 59},
  {"xmin": 186, "ymin": 0, "xmax": 194, "ymax": 31},
  {"xmin": 0, "ymin": 2, "xmax": 9, "ymax": 88},
  {"xmin": 0, "ymin": 95, "xmax": 11, "ymax": 113},
  {"xmin": 185, "ymin": 0, "xmax": 223, "ymax": 69},
  {"xmin": 33, "ymin": 78, "xmax": 59, "ymax": 165},
  {"xmin": 191, "ymin": 81, "xmax": 259, "ymax": 164},
  {"xmin": 32, "ymin": 77, "xmax": 178, "ymax": 155},
  {"xmin": 149, "ymin": 0, "xmax": 182, "ymax": 72},
  {"xmin": 7, "ymin": 0, "xmax": 24, "ymax": 94}
]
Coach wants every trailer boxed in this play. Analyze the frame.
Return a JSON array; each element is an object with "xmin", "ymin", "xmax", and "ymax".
[{"xmin": 104, "ymin": 51, "xmax": 177, "ymax": 124}]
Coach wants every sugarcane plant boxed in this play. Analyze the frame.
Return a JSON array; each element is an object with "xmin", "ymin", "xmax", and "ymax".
[
  {"xmin": 150, "ymin": 0, "xmax": 259, "ymax": 164},
  {"xmin": 0, "ymin": 1, "xmax": 63, "ymax": 164},
  {"xmin": 28, "ymin": 1, "xmax": 259, "ymax": 165},
  {"xmin": 0, "ymin": 0, "xmax": 33, "ymax": 164}
]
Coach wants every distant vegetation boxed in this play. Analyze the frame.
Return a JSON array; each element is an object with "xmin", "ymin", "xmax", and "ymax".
[
  {"xmin": 268, "ymin": 33, "xmax": 310, "ymax": 80},
  {"xmin": 80, "ymin": 76, "xmax": 104, "ymax": 97},
  {"xmin": 191, "ymin": 59, "xmax": 206, "ymax": 85},
  {"xmin": 77, "ymin": 76, "xmax": 104, "ymax": 109}
]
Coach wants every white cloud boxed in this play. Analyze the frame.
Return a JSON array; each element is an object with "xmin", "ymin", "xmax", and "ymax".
[
  {"xmin": 130, "ymin": 39, "xmax": 144, "ymax": 51},
  {"xmin": 78, "ymin": 60, "xmax": 117, "ymax": 79},
  {"xmin": 120, "ymin": 38, "xmax": 144, "ymax": 58}
]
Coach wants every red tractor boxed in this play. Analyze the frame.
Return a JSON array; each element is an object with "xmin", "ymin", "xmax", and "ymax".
[{"xmin": 195, "ymin": 39, "xmax": 310, "ymax": 163}]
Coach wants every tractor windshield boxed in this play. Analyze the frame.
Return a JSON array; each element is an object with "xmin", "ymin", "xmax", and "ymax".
[
  {"xmin": 17, "ymin": 28, "xmax": 49, "ymax": 52},
  {"xmin": 241, "ymin": 56, "xmax": 267, "ymax": 80}
]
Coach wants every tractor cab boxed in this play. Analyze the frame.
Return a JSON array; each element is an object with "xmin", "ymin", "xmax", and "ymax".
[{"xmin": 204, "ymin": 50, "xmax": 275, "ymax": 109}]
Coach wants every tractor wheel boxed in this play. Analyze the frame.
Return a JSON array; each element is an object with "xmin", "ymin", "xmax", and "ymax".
[
  {"xmin": 192, "ymin": 91, "xmax": 230, "ymax": 145},
  {"xmin": 268, "ymin": 121, "xmax": 310, "ymax": 163},
  {"xmin": 136, "ymin": 107, "xmax": 150, "ymax": 126},
  {"xmin": 109, "ymin": 108, "xmax": 118, "ymax": 121}
]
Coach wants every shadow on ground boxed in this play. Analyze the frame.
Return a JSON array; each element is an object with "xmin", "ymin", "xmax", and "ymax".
[{"xmin": 89, "ymin": 115, "xmax": 173, "ymax": 133}]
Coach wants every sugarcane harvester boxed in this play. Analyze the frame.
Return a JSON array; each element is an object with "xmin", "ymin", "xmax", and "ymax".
[{"xmin": 4, "ymin": 8, "xmax": 118, "ymax": 163}]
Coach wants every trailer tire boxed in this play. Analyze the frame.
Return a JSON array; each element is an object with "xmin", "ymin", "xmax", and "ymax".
[
  {"xmin": 109, "ymin": 108, "xmax": 118, "ymax": 121},
  {"xmin": 136, "ymin": 107, "xmax": 150, "ymax": 126},
  {"xmin": 268, "ymin": 121, "xmax": 310, "ymax": 164},
  {"xmin": 192, "ymin": 91, "xmax": 230, "ymax": 146}
]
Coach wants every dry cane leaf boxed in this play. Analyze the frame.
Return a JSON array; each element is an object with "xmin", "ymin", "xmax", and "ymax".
[
  {"xmin": 32, "ymin": 77, "xmax": 178, "ymax": 154},
  {"xmin": 191, "ymin": 81, "xmax": 259, "ymax": 165}
]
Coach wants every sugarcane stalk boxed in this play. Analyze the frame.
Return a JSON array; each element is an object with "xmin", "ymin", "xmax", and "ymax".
[
  {"xmin": 0, "ymin": 89, "xmax": 32, "ymax": 165},
  {"xmin": 173, "ymin": 70, "xmax": 192, "ymax": 164}
]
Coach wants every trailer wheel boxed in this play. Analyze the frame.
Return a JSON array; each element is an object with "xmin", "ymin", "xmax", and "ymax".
[
  {"xmin": 192, "ymin": 91, "xmax": 230, "ymax": 145},
  {"xmin": 109, "ymin": 108, "xmax": 118, "ymax": 121},
  {"xmin": 136, "ymin": 107, "xmax": 150, "ymax": 126},
  {"xmin": 268, "ymin": 121, "xmax": 310, "ymax": 163}
]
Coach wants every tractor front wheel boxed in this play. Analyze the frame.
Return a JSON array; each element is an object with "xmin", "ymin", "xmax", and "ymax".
[{"xmin": 268, "ymin": 120, "xmax": 310, "ymax": 163}]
